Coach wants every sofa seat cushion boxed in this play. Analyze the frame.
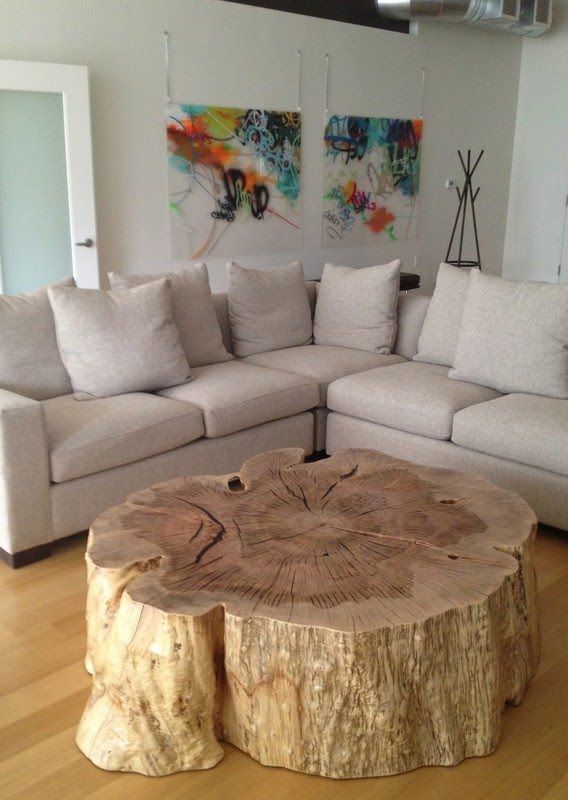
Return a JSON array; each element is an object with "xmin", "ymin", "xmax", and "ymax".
[
  {"xmin": 44, "ymin": 393, "xmax": 204, "ymax": 483},
  {"xmin": 158, "ymin": 361, "xmax": 319, "ymax": 438},
  {"xmin": 243, "ymin": 345, "xmax": 405, "ymax": 405},
  {"xmin": 327, "ymin": 362, "xmax": 501, "ymax": 440},
  {"xmin": 452, "ymin": 394, "xmax": 568, "ymax": 476}
]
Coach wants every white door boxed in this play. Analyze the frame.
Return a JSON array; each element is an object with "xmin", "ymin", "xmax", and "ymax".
[{"xmin": 0, "ymin": 60, "xmax": 98, "ymax": 292}]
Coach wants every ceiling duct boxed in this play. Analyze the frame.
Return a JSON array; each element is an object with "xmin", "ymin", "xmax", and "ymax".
[{"xmin": 375, "ymin": 0, "xmax": 553, "ymax": 35}]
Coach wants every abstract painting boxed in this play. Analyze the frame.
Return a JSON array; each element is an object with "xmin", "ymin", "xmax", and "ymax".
[
  {"xmin": 322, "ymin": 115, "xmax": 422, "ymax": 246},
  {"xmin": 167, "ymin": 104, "xmax": 301, "ymax": 258}
]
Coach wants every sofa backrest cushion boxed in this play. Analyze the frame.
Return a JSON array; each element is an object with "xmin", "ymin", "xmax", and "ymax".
[
  {"xmin": 213, "ymin": 283, "xmax": 430, "ymax": 359},
  {"xmin": 227, "ymin": 260, "xmax": 313, "ymax": 358},
  {"xmin": 0, "ymin": 278, "xmax": 75, "ymax": 400},
  {"xmin": 109, "ymin": 264, "xmax": 232, "ymax": 367},
  {"xmin": 394, "ymin": 292, "xmax": 431, "ymax": 360},
  {"xmin": 306, "ymin": 281, "xmax": 317, "ymax": 319},
  {"xmin": 48, "ymin": 280, "xmax": 191, "ymax": 401},
  {"xmin": 314, "ymin": 261, "xmax": 401, "ymax": 353},
  {"xmin": 212, "ymin": 291, "xmax": 233, "ymax": 355},
  {"xmin": 449, "ymin": 271, "xmax": 568, "ymax": 398},
  {"xmin": 414, "ymin": 263, "xmax": 479, "ymax": 367}
]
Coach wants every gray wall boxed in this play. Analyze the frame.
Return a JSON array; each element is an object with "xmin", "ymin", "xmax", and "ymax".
[
  {"xmin": 0, "ymin": 1, "xmax": 523, "ymax": 291},
  {"xmin": 503, "ymin": 1, "xmax": 568, "ymax": 284}
]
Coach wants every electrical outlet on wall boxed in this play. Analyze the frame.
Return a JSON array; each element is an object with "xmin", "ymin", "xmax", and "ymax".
[{"xmin": 445, "ymin": 179, "xmax": 457, "ymax": 189}]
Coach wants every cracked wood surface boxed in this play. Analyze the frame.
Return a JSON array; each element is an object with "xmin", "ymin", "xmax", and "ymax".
[{"xmin": 77, "ymin": 448, "xmax": 539, "ymax": 778}]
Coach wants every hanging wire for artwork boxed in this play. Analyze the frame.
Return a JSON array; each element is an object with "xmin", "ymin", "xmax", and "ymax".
[
  {"xmin": 164, "ymin": 30, "xmax": 171, "ymax": 105},
  {"xmin": 165, "ymin": 32, "xmax": 303, "ymax": 259},
  {"xmin": 297, "ymin": 49, "xmax": 302, "ymax": 113},
  {"xmin": 325, "ymin": 54, "xmax": 330, "ymax": 118}
]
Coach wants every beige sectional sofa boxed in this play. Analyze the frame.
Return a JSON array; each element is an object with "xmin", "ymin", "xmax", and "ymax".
[{"xmin": 1, "ymin": 279, "xmax": 566, "ymax": 567}]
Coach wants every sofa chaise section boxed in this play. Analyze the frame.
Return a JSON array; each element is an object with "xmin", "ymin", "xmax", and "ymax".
[{"xmin": 327, "ymin": 362, "xmax": 501, "ymax": 440}]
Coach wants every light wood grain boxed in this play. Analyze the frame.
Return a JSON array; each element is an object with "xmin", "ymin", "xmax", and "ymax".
[
  {"xmin": 0, "ymin": 522, "xmax": 565, "ymax": 799},
  {"xmin": 76, "ymin": 448, "xmax": 539, "ymax": 778}
]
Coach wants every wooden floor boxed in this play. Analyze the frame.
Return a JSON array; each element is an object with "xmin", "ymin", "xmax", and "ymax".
[{"xmin": 0, "ymin": 527, "xmax": 566, "ymax": 800}]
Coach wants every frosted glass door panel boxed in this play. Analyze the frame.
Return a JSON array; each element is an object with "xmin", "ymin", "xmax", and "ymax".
[{"xmin": 0, "ymin": 90, "xmax": 73, "ymax": 294}]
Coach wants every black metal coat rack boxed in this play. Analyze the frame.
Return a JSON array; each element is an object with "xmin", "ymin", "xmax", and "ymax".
[{"xmin": 445, "ymin": 149, "xmax": 483, "ymax": 269}]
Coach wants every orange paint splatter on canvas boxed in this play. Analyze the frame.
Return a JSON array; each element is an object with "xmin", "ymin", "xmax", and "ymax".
[
  {"xmin": 180, "ymin": 115, "xmax": 208, "ymax": 139},
  {"xmin": 243, "ymin": 170, "xmax": 274, "ymax": 192},
  {"xmin": 167, "ymin": 121, "xmax": 234, "ymax": 168},
  {"xmin": 365, "ymin": 206, "xmax": 396, "ymax": 233},
  {"xmin": 343, "ymin": 180, "xmax": 356, "ymax": 204}
]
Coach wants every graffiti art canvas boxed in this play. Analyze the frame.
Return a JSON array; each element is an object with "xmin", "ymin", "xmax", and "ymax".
[
  {"xmin": 167, "ymin": 104, "xmax": 301, "ymax": 258},
  {"xmin": 322, "ymin": 115, "xmax": 422, "ymax": 246}
]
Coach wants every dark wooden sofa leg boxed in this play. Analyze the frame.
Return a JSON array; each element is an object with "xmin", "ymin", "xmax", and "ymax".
[{"xmin": 0, "ymin": 543, "xmax": 51, "ymax": 569}]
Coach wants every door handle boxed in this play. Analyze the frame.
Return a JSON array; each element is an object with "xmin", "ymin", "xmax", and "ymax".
[{"xmin": 75, "ymin": 238, "xmax": 94, "ymax": 248}]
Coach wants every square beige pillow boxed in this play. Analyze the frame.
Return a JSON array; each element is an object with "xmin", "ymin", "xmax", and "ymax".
[
  {"xmin": 227, "ymin": 261, "xmax": 312, "ymax": 358},
  {"xmin": 0, "ymin": 277, "xmax": 75, "ymax": 400},
  {"xmin": 48, "ymin": 280, "xmax": 191, "ymax": 400},
  {"xmin": 109, "ymin": 264, "xmax": 232, "ymax": 367},
  {"xmin": 449, "ymin": 271, "xmax": 568, "ymax": 398},
  {"xmin": 314, "ymin": 261, "xmax": 401, "ymax": 353},
  {"xmin": 414, "ymin": 264, "xmax": 479, "ymax": 367}
]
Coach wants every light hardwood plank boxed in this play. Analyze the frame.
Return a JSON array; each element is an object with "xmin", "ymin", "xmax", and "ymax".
[{"xmin": 0, "ymin": 527, "xmax": 566, "ymax": 800}]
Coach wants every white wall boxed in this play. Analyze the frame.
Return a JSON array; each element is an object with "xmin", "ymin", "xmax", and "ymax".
[
  {"xmin": 0, "ymin": 1, "xmax": 522, "ymax": 292},
  {"xmin": 503, "ymin": 1, "xmax": 568, "ymax": 283}
]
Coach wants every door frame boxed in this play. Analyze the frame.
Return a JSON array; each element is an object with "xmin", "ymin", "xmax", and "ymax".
[
  {"xmin": 559, "ymin": 194, "xmax": 568, "ymax": 283},
  {"xmin": 0, "ymin": 59, "xmax": 99, "ymax": 290}
]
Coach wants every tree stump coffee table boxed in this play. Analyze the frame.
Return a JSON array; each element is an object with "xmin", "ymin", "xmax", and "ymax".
[{"xmin": 77, "ymin": 448, "xmax": 539, "ymax": 778}]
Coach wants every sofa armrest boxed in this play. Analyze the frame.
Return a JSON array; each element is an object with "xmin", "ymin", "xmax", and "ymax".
[
  {"xmin": 0, "ymin": 388, "xmax": 52, "ymax": 557},
  {"xmin": 394, "ymin": 293, "xmax": 431, "ymax": 360}
]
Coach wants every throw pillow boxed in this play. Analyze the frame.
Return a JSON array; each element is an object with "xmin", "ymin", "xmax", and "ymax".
[
  {"xmin": 0, "ymin": 277, "xmax": 75, "ymax": 400},
  {"xmin": 48, "ymin": 280, "xmax": 190, "ymax": 400},
  {"xmin": 314, "ymin": 261, "xmax": 401, "ymax": 353},
  {"xmin": 227, "ymin": 261, "xmax": 312, "ymax": 358},
  {"xmin": 449, "ymin": 271, "xmax": 568, "ymax": 398},
  {"xmin": 414, "ymin": 263, "xmax": 479, "ymax": 367},
  {"xmin": 109, "ymin": 264, "xmax": 232, "ymax": 367}
]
